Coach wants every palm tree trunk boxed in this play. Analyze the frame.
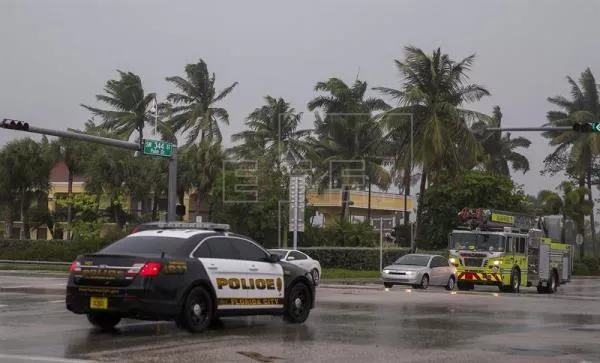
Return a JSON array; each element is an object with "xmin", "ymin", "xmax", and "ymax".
[
  {"xmin": 4, "ymin": 203, "xmax": 13, "ymax": 238},
  {"xmin": 414, "ymin": 171, "xmax": 428, "ymax": 252},
  {"xmin": 195, "ymin": 190, "xmax": 203, "ymax": 222},
  {"xmin": 19, "ymin": 191, "xmax": 25, "ymax": 240},
  {"xmin": 586, "ymin": 169, "xmax": 596, "ymax": 256},
  {"xmin": 67, "ymin": 168, "xmax": 73, "ymax": 239}
]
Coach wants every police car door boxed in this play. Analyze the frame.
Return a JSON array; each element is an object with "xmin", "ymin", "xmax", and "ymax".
[
  {"xmin": 229, "ymin": 237, "xmax": 285, "ymax": 309},
  {"xmin": 193, "ymin": 237, "xmax": 251, "ymax": 309}
]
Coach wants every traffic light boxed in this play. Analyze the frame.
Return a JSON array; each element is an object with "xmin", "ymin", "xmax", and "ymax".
[
  {"xmin": 572, "ymin": 122, "xmax": 600, "ymax": 132},
  {"xmin": 1, "ymin": 118, "xmax": 30, "ymax": 131},
  {"xmin": 175, "ymin": 204, "xmax": 186, "ymax": 217}
]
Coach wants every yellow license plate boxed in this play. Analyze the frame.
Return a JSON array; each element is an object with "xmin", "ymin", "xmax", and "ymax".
[{"xmin": 90, "ymin": 297, "xmax": 108, "ymax": 310}]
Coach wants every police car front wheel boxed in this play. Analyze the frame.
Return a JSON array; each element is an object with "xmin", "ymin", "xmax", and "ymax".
[
  {"xmin": 178, "ymin": 286, "xmax": 214, "ymax": 333},
  {"xmin": 284, "ymin": 282, "xmax": 311, "ymax": 324}
]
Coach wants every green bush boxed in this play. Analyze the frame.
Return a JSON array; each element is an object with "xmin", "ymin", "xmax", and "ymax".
[
  {"xmin": 298, "ymin": 247, "xmax": 445, "ymax": 270},
  {"xmin": 0, "ymin": 230, "xmax": 128, "ymax": 262},
  {"xmin": 300, "ymin": 220, "xmax": 379, "ymax": 247},
  {"xmin": 573, "ymin": 263, "xmax": 590, "ymax": 276},
  {"xmin": 580, "ymin": 256, "xmax": 600, "ymax": 275}
]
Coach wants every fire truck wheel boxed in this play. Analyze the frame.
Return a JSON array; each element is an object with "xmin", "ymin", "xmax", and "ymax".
[
  {"xmin": 510, "ymin": 268, "xmax": 521, "ymax": 293},
  {"xmin": 457, "ymin": 281, "xmax": 473, "ymax": 291}
]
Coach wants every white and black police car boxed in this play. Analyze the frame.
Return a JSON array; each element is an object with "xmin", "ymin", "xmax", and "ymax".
[{"xmin": 66, "ymin": 222, "xmax": 316, "ymax": 333}]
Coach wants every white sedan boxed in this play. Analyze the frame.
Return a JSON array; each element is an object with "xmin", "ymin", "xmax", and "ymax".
[{"xmin": 268, "ymin": 249, "xmax": 321, "ymax": 285}]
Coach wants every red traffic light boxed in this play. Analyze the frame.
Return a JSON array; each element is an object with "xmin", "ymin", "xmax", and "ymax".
[{"xmin": 1, "ymin": 118, "xmax": 30, "ymax": 131}]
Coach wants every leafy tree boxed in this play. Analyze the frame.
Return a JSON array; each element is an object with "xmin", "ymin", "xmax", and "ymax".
[
  {"xmin": 471, "ymin": 106, "xmax": 531, "ymax": 175},
  {"xmin": 165, "ymin": 59, "xmax": 238, "ymax": 145},
  {"xmin": 418, "ymin": 170, "xmax": 526, "ymax": 250},
  {"xmin": 0, "ymin": 137, "xmax": 53, "ymax": 238},
  {"xmin": 81, "ymin": 70, "xmax": 156, "ymax": 146},
  {"xmin": 541, "ymin": 67, "xmax": 600, "ymax": 254}
]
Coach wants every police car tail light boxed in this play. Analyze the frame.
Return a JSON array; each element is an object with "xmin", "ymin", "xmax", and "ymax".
[
  {"xmin": 138, "ymin": 262, "xmax": 162, "ymax": 277},
  {"xmin": 70, "ymin": 261, "xmax": 81, "ymax": 272}
]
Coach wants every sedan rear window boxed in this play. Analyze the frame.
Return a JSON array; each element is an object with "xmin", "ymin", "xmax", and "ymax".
[{"xmin": 99, "ymin": 236, "xmax": 191, "ymax": 256}]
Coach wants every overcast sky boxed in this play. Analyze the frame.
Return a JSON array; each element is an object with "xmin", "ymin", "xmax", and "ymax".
[{"xmin": 1, "ymin": 0, "xmax": 600, "ymax": 198}]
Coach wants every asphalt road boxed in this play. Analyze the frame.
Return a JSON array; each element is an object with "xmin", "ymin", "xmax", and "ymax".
[{"xmin": 0, "ymin": 273, "xmax": 600, "ymax": 362}]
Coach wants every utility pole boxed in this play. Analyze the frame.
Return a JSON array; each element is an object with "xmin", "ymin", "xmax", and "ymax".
[{"xmin": 1, "ymin": 118, "xmax": 179, "ymax": 222}]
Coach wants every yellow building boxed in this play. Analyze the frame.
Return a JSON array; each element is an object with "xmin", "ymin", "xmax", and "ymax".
[
  {"xmin": 2, "ymin": 162, "xmax": 413, "ymax": 239},
  {"xmin": 306, "ymin": 189, "xmax": 414, "ymax": 226}
]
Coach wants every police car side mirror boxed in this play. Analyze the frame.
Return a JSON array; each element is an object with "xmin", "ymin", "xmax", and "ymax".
[
  {"xmin": 287, "ymin": 256, "xmax": 295, "ymax": 261},
  {"xmin": 267, "ymin": 254, "xmax": 281, "ymax": 263}
]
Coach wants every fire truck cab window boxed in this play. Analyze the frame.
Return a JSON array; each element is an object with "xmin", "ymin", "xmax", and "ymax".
[
  {"xmin": 507, "ymin": 236, "xmax": 514, "ymax": 252},
  {"xmin": 450, "ymin": 232, "xmax": 505, "ymax": 252},
  {"xmin": 517, "ymin": 237, "xmax": 526, "ymax": 253}
]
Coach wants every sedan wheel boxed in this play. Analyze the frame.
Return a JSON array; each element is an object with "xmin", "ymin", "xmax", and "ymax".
[{"xmin": 420, "ymin": 275, "xmax": 429, "ymax": 289}]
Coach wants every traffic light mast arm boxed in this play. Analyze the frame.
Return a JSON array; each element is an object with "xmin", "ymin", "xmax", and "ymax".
[
  {"xmin": 1, "ymin": 118, "xmax": 179, "ymax": 222},
  {"xmin": 1, "ymin": 119, "xmax": 139, "ymax": 151}
]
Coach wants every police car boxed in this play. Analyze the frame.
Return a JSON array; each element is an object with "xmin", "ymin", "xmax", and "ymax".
[{"xmin": 65, "ymin": 222, "xmax": 316, "ymax": 333}]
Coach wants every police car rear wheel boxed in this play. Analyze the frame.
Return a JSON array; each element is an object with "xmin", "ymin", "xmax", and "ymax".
[
  {"xmin": 179, "ymin": 286, "xmax": 214, "ymax": 333},
  {"xmin": 87, "ymin": 312, "xmax": 121, "ymax": 330},
  {"xmin": 284, "ymin": 282, "xmax": 310, "ymax": 323}
]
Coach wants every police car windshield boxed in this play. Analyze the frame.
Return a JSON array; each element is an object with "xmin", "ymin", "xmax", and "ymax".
[
  {"xmin": 392, "ymin": 255, "xmax": 430, "ymax": 266},
  {"xmin": 99, "ymin": 236, "xmax": 190, "ymax": 256},
  {"xmin": 451, "ymin": 232, "xmax": 505, "ymax": 252}
]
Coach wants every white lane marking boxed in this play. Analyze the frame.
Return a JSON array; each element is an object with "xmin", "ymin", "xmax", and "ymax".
[
  {"xmin": 1, "ymin": 285, "xmax": 31, "ymax": 288},
  {"xmin": 0, "ymin": 304, "xmax": 7, "ymax": 308},
  {"xmin": 0, "ymin": 353, "xmax": 95, "ymax": 362},
  {"xmin": 49, "ymin": 300, "xmax": 64, "ymax": 303}
]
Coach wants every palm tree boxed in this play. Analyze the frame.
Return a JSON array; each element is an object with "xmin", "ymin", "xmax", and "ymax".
[
  {"xmin": 180, "ymin": 141, "xmax": 226, "ymax": 220},
  {"xmin": 471, "ymin": 106, "xmax": 531, "ymax": 175},
  {"xmin": 230, "ymin": 96, "xmax": 311, "ymax": 172},
  {"xmin": 541, "ymin": 68, "xmax": 600, "ymax": 254},
  {"xmin": 81, "ymin": 71, "xmax": 156, "ymax": 147},
  {"xmin": 50, "ymin": 138, "xmax": 90, "ymax": 237},
  {"xmin": 533, "ymin": 182, "xmax": 592, "ymax": 254},
  {"xmin": 374, "ymin": 46, "xmax": 491, "ymax": 246},
  {"xmin": 165, "ymin": 59, "xmax": 238, "ymax": 145},
  {"xmin": 306, "ymin": 78, "xmax": 392, "ymax": 194}
]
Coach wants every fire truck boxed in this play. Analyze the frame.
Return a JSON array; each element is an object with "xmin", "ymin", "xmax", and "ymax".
[{"xmin": 447, "ymin": 207, "xmax": 573, "ymax": 293}]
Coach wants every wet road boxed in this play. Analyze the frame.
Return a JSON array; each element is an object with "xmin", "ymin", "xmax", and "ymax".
[{"xmin": 0, "ymin": 274, "xmax": 600, "ymax": 362}]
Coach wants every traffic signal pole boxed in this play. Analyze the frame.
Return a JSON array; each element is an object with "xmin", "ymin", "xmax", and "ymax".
[{"xmin": 1, "ymin": 118, "xmax": 178, "ymax": 222}]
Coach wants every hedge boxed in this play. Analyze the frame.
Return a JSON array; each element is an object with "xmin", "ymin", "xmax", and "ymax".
[
  {"xmin": 2, "ymin": 237, "xmax": 599, "ymax": 275},
  {"xmin": 0, "ymin": 237, "xmax": 442, "ymax": 271},
  {"xmin": 0, "ymin": 231, "xmax": 127, "ymax": 262},
  {"xmin": 298, "ymin": 247, "xmax": 445, "ymax": 270}
]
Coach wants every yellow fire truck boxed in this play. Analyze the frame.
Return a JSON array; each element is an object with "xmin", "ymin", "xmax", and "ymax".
[{"xmin": 447, "ymin": 207, "xmax": 572, "ymax": 293}]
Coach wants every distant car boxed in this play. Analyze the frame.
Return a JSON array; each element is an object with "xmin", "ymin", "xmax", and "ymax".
[
  {"xmin": 66, "ymin": 222, "xmax": 316, "ymax": 333},
  {"xmin": 381, "ymin": 253, "xmax": 456, "ymax": 290},
  {"xmin": 268, "ymin": 249, "xmax": 321, "ymax": 286}
]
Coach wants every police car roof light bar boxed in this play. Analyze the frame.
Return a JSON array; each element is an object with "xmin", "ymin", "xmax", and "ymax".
[{"xmin": 156, "ymin": 222, "xmax": 230, "ymax": 231}]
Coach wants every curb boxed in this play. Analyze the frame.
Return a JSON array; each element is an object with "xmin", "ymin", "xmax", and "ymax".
[
  {"xmin": 319, "ymin": 284, "xmax": 381, "ymax": 290},
  {"xmin": 0, "ymin": 270, "xmax": 69, "ymax": 278},
  {"xmin": 320, "ymin": 279, "xmax": 381, "ymax": 285}
]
